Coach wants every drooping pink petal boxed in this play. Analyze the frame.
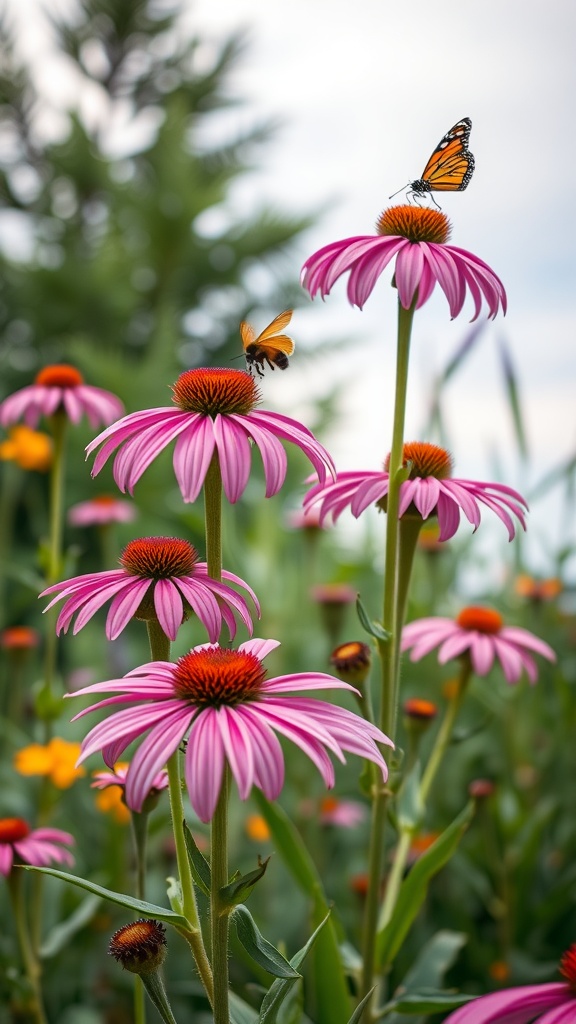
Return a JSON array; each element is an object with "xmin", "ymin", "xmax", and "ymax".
[
  {"xmin": 153, "ymin": 578, "xmax": 184, "ymax": 640},
  {"xmin": 175, "ymin": 578, "xmax": 222, "ymax": 642},
  {"xmin": 124, "ymin": 707, "xmax": 191, "ymax": 811},
  {"xmin": 186, "ymin": 709, "xmax": 226, "ymax": 822},
  {"xmin": 217, "ymin": 706, "xmax": 256, "ymax": 800},
  {"xmin": 394, "ymin": 241, "xmax": 425, "ymax": 309},
  {"xmin": 173, "ymin": 416, "xmax": 215, "ymax": 503},
  {"xmin": 106, "ymin": 578, "xmax": 152, "ymax": 640},
  {"xmin": 442, "ymin": 983, "xmax": 569, "ymax": 1024},
  {"xmin": 232, "ymin": 414, "xmax": 288, "ymax": 497},
  {"xmin": 214, "ymin": 415, "xmax": 253, "ymax": 503},
  {"xmin": 234, "ymin": 705, "xmax": 285, "ymax": 797},
  {"xmin": 500, "ymin": 627, "xmax": 556, "ymax": 662}
]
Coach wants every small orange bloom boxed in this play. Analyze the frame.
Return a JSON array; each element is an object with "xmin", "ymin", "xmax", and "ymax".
[
  {"xmin": 94, "ymin": 785, "xmax": 131, "ymax": 824},
  {"xmin": 0, "ymin": 626, "xmax": 40, "ymax": 650},
  {"xmin": 245, "ymin": 815, "xmax": 271, "ymax": 843},
  {"xmin": 14, "ymin": 738, "xmax": 85, "ymax": 789},
  {"xmin": 489, "ymin": 960, "xmax": 511, "ymax": 983},
  {"xmin": 515, "ymin": 574, "xmax": 562, "ymax": 602},
  {"xmin": 0, "ymin": 425, "xmax": 53, "ymax": 472}
]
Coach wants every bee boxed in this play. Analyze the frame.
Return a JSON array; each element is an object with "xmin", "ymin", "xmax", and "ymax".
[{"xmin": 240, "ymin": 310, "xmax": 295, "ymax": 377}]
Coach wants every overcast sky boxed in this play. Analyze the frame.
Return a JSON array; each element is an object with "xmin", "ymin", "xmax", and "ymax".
[{"xmin": 9, "ymin": 0, "xmax": 576, "ymax": 579}]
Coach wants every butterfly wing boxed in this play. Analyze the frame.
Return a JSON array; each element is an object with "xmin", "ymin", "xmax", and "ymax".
[
  {"xmin": 420, "ymin": 118, "xmax": 474, "ymax": 192},
  {"xmin": 240, "ymin": 321, "xmax": 256, "ymax": 351},
  {"xmin": 256, "ymin": 309, "xmax": 295, "ymax": 355}
]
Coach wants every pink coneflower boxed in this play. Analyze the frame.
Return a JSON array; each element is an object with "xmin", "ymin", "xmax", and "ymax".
[
  {"xmin": 92, "ymin": 761, "xmax": 168, "ymax": 813},
  {"xmin": 304, "ymin": 442, "xmax": 527, "ymax": 542},
  {"xmin": 318, "ymin": 795, "xmax": 367, "ymax": 828},
  {"xmin": 0, "ymin": 365, "xmax": 123, "ymax": 429},
  {"xmin": 0, "ymin": 817, "xmax": 74, "ymax": 875},
  {"xmin": 86, "ymin": 368, "xmax": 335, "ymax": 504},
  {"xmin": 442, "ymin": 943, "xmax": 576, "ymax": 1023},
  {"xmin": 401, "ymin": 606, "xmax": 556, "ymax": 684},
  {"xmin": 68, "ymin": 638, "xmax": 393, "ymax": 823},
  {"xmin": 41, "ymin": 536, "xmax": 259, "ymax": 643},
  {"xmin": 68, "ymin": 495, "xmax": 137, "ymax": 527},
  {"xmin": 302, "ymin": 205, "xmax": 506, "ymax": 319}
]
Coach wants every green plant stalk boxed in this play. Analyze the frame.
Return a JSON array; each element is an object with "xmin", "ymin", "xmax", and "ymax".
[
  {"xmin": 138, "ymin": 968, "xmax": 179, "ymax": 1024},
  {"xmin": 204, "ymin": 452, "xmax": 222, "ymax": 583},
  {"xmin": 378, "ymin": 661, "xmax": 472, "ymax": 931},
  {"xmin": 360, "ymin": 299, "xmax": 416, "ymax": 1007},
  {"xmin": 131, "ymin": 810, "xmax": 151, "ymax": 1024},
  {"xmin": 145, "ymin": 621, "xmax": 214, "ymax": 1006},
  {"xmin": 7, "ymin": 871, "xmax": 48, "ymax": 1024},
  {"xmin": 210, "ymin": 767, "xmax": 231, "ymax": 1024}
]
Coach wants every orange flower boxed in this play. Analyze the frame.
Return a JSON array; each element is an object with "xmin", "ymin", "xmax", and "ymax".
[
  {"xmin": 94, "ymin": 785, "xmax": 131, "ymax": 825},
  {"xmin": 245, "ymin": 815, "xmax": 271, "ymax": 842},
  {"xmin": 0, "ymin": 425, "xmax": 53, "ymax": 471},
  {"xmin": 0, "ymin": 626, "xmax": 40, "ymax": 650},
  {"xmin": 14, "ymin": 738, "xmax": 85, "ymax": 789}
]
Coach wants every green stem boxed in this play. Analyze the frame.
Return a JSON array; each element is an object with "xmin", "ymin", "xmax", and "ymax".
[
  {"xmin": 204, "ymin": 453, "xmax": 222, "ymax": 583},
  {"xmin": 210, "ymin": 768, "xmax": 231, "ymax": 1024},
  {"xmin": 360, "ymin": 300, "xmax": 416, "ymax": 1008},
  {"xmin": 7, "ymin": 871, "xmax": 48, "ymax": 1024},
  {"xmin": 146, "ymin": 621, "xmax": 214, "ymax": 1006},
  {"xmin": 131, "ymin": 809, "xmax": 150, "ymax": 902},
  {"xmin": 138, "ymin": 969, "xmax": 179, "ymax": 1024}
]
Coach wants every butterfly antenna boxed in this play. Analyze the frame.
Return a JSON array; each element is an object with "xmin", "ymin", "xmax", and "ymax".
[{"xmin": 388, "ymin": 184, "xmax": 409, "ymax": 200}]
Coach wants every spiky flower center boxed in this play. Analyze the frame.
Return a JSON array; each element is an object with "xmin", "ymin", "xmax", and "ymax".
[
  {"xmin": 172, "ymin": 648, "xmax": 266, "ymax": 707},
  {"xmin": 0, "ymin": 817, "xmax": 30, "ymax": 843},
  {"xmin": 456, "ymin": 607, "xmax": 503, "ymax": 634},
  {"xmin": 384, "ymin": 442, "xmax": 453, "ymax": 480},
  {"xmin": 92, "ymin": 495, "xmax": 120, "ymax": 506},
  {"xmin": 560, "ymin": 944, "xmax": 576, "ymax": 990},
  {"xmin": 120, "ymin": 537, "xmax": 198, "ymax": 579},
  {"xmin": 171, "ymin": 367, "xmax": 259, "ymax": 416},
  {"xmin": 109, "ymin": 919, "xmax": 167, "ymax": 974},
  {"xmin": 0, "ymin": 626, "xmax": 39, "ymax": 650},
  {"xmin": 376, "ymin": 205, "xmax": 451, "ymax": 244},
  {"xmin": 403, "ymin": 698, "xmax": 438, "ymax": 721},
  {"xmin": 34, "ymin": 365, "xmax": 84, "ymax": 388}
]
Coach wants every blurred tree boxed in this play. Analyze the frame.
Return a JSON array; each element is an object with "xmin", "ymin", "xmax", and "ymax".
[{"xmin": 0, "ymin": 0, "xmax": 314, "ymax": 403}]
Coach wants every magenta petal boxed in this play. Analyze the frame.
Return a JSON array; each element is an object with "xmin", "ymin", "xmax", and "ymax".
[
  {"xmin": 214, "ymin": 415, "xmax": 252, "ymax": 503},
  {"xmin": 124, "ymin": 707, "xmax": 190, "ymax": 811},
  {"xmin": 186, "ymin": 710, "xmax": 225, "ymax": 822},
  {"xmin": 234, "ymin": 414, "xmax": 288, "ymax": 497},
  {"xmin": 106, "ymin": 578, "xmax": 151, "ymax": 639},
  {"xmin": 236, "ymin": 706, "xmax": 285, "ymax": 796},
  {"xmin": 217, "ymin": 706, "xmax": 255, "ymax": 800},
  {"xmin": 394, "ymin": 242, "xmax": 425, "ymax": 309},
  {"xmin": 173, "ymin": 416, "xmax": 215, "ymax": 502},
  {"xmin": 442, "ymin": 983, "xmax": 570, "ymax": 1024},
  {"xmin": 175, "ymin": 578, "xmax": 221, "ymax": 642},
  {"xmin": 153, "ymin": 579, "xmax": 183, "ymax": 641},
  {"xmin": 0, "ymin": 845, "xmax": 14, "ymax": 874}
]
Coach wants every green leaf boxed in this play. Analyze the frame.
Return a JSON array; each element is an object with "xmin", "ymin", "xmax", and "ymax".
[
  {"xmin": 346, "ymin": 989, "xmax": 375, "ymax": 1024},
  {"xmin": 230, "ymin": 991, "xmax": 259, "ymax": 1024},
  {"xmin": 183, "ymin": 821, "xmax": 211, "ymax": 896},
  {"xmin": 221, "ymin": 857, "xmax": 270, "ymax": 909},
  {"xmin": 40, "ymin": 894, "xmax": 101, "ymax": 958},
  {"xmin": 356, "ymin": 595, "xmax": 391, "ymax": 641},
  {"xmin": 233, "ymin": 905, "xmax": 300, "ymax": 979},
  {"xmin": 399, "ymin": 930, "xmax": 467, "ymax": 990},
  {"xmin": 258, "ymin": 914, "xmax": 328, "ymax": 1024},
  {"xmin": 387, "ymin": 990, "xmax": 475, "ymax": 1014},
  {"xmin": 376, "ymin": 802, "xmax": 474, "ymax": 969},
  {"xmin": 24, "ymin": 867, "xmax": 190, "ymax": 930},
  {"xmin": 498, "ymin": 336, "xmax": 528, "ymax": 460},
  {"xmin": 396, "ymin": 761, "xmax": 423, "ymax": 831},
  {"xmin": 252, "ymin": 794, "xmax": 352, "ymax": 1023}
]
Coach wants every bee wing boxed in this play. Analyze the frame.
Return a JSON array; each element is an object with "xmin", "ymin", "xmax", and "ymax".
[
  {"xmin": 240, "ymin": 321, "xmax": 256, "ymax": 351},
  {"xmin": 257, "ymin": 309, "xmax": 293, "ymax": 342},
  {"xmin": 266, "ymin": 335, "xmax": 295, "ymax": 355}
]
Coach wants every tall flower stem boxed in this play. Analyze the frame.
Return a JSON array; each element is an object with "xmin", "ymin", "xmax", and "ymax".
[
  {"xmin": 210, "ymin": 767, "xmax": 231, "ymax": 1024},
  {"xmin": 131, "ymin": 811, "xmax": 150, "ymax": 1024},
  {"xmin": 145, "ymin": 621, "xmax": 214, "ymax": 1006},
  {"xmin": 204, "ymin": 453, "xmax": 222, "ymax": 583},
  {"xmin": 360, "ymin": 299, "xmax": 416, "ymax": 1007},
  {"xmin": 378, "ymin": 662, "xmax": 472, "ymax": 938},
  {"xmin": 7, "ymin": 871, "xmax": 48, "ymax": 1024}
]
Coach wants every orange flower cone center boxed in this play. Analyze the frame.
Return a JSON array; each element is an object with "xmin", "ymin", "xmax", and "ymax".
[
  {"xmin": 403, "ymin": 698, "xmax": 438, "ymax": 720},
  {"xmin": 172, "ymin": 648, "xmax": 266, "ymax": 706},
  {"xmin": 120, "ymin": 537, "xmax": 198, "ymax": 579},
  {"xmin": 109, "ymin": 919, "xmax": 167, "ymax": 972},
  {"xmin": 34, "ymin": 365, "xmax": 84, "ymax": 388},
  {"xmin": 92, "ymin": 495, "xmax": 120, "ymax": 506},
  {"xmin": 456, "ymin": 607, "xmax": 503, "ymax": 634},
  {"xmin": 171, "ymin": 367, "xmax": 259, "ymax": 416},
  {"xmin": 0, "ymin": 626, "xmax": 39, "ymax": 649},
  {"xmin": 376, "ymin": 205, "xmax": 451, "ymax": 244},
  {"xmin": 560, "ymin": 945, "xmax": 576, "ymax": 990},
  {"xmin": 0, "ymin": 817, "xmax": 30, "ymax": 842},
  {"xmin": 385, "ymin": 442, "xmax": 453, "ymax": 480}
]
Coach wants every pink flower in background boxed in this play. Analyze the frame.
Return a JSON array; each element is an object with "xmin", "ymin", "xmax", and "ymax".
[
  {"xmin": 442, "ymin": 943, "xmax": 576, "ymax": 1023},
  {"xmin": 69, "ymin": 638, "xmax": 393, "ymax": 823},
  {"xmin": 41, "ymin": 537, "xmax": 259, "ymax": 643},
  {"xmin": 302, "ymin": 205, "xmax": 506, "ymax": 318},
  {"xmin": 0, "ymin": 817, "xmax": 74, "ymax": 875},
  {"xmin": 92, "ymin": 761, "xmax": 169, "ymax": 812},
  {"xmin": 86, "ymin": 368, "xmax": 335, "ymax": 504},
  {"xmin": 0, "ymin": 365, "xmax": 123, "ymax": 429},
  {"xmin": 402, "ymin": 607, "xmax": 556, "ymax": 684},
  {"xmin": 319, "ymin": 795, "xmax": 367, "ymax": 828},
  {"xmin": 304, "ymin": 442, "xmax": 527, "ymax": 541},
  {"xmin": 68, "ymin": 495, "xmax": 137, "ymax": 527}
]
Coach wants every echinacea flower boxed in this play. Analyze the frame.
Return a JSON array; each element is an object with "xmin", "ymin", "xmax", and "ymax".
[
  {"xmin": 0, "ymin": 626, "xmax": 40, "ymax": 650},
  {"xmin": 68, "ymin": 495, "xmax": 137, "ymax": 527},
  {"xmin": 41, "ymin": 536, "xmax": 259, "ymax": 643},
  {"xmin": 0, "ymin": 818, "xmax": 74, "ymax": 875},
  {"xmin": 302, "ymin": 205, "xmax": 506, "ymax": 318},
  {"xmin": 86, "ymin": 368, "xmax": 335, "ymax": 504},
  {"xmin": 443, "ymin": 943, "xmax": 576, "ymax": 1023},
  {"xmin": 0, "ymin": 425, "xmax": 53, "ymax": 471},
  {"xmin": 92, "ymin": 761, "xmax": 169, "ymax": 814},
  {"xmin": 14, "ymin": 738, "xmax": 85, "ymax": 788},
  {"xmin": 68, "ymin": 638, "xmax": 393, "ymax": 823},
  {"xmin": 0, "ymin": 365, "xmax": 123, "ymax": 429},
  {"xmin": 402, "ymin": 606, "xmax": 556, "ymax": 684},
  {"xmin": 318, "ymin": 795, "xmax": 367, "ymax": 828},
  {"xmin": 304, "ymin": 442, "xmax": 528, "ymax": 542}
]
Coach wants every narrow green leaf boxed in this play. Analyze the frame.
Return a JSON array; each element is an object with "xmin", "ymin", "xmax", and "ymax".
[
  {"xmin": 388, "ymin": 990, "xmax": 475, "ymax": 1013},
  {"xmin": 396, "ymin": 760, "xmax": 423, "ymax": 831},
  {"xmin": 258, "ymin": 915, "xmax": 328, "ymax": 1024},
  {"xmin": 399, "ymin": 930, "xmax": 467, "ymax": 990},
  {"xmin": 24, "ymin": 867, "xmax": 190, "ymax": 930},
  {"xmin": 221, "ymin": 857, "xmax": 270, "ymax": 909},
  {"xmin": 233, "ymin": 905, "xmax": 300, "ymax": 979},
  {"xmin": 40, "ymin": 894, "xmax": 101, "ymax": 958},
  {"xmin": 183, "ymin": 821, "xmax": 211, "ymax": 895},
  {"xmin": 356, "ymin": 595, "xmax": 390, "ymax": 641},
  {"xmin": 498, "ymin": 336, "xmax": 528, "ymax": 459},
  {"xmin": 346, "ymin": 988, "xmax": 375, "ymax": 1024},
  {"xmin": 376, "ymin": 802, "xmax": 474, "ymax": 969},
  {"xmin": 230, "ymin": 991, "xmax": 259, "ymax": 1024}
]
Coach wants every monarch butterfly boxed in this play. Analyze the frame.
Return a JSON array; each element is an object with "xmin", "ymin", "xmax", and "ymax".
[
  {"xmin": 390, "ymin": 118, "xmax": 475, "ymax": 208},
  {"xmin": 240, "ymin": 310, "xmax": 295, "ymax": 377}
]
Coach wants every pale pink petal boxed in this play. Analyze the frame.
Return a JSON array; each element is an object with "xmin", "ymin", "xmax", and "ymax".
[
  {"xmin": 214, "ymin": 415, "xmax": 252, "ymax": 503},
  {"xmin": 239, "ymin": 638, "xmax": 281, "ymax": 660},
  {"xmin": 229, "ymin": 414, "xmax": 288, "ymax": 497},
  {"xmin": 106, "ymin": 578, "xmax": 152, "ymax": 640},
  {"xmin": 173, "ymin": 416, "xmax": 216, "ymax": 503},
  {"xmin": 442, "ymin": 983, "xmax": 569, "ymax": 1024},
  {"xmin": 234, "ymin": 706, "xmax": 285, "ymax": 796},
  {"xmin": 153, "ymin": 579, "xmax": 184, "ymax": 640},
  {"xmin": 124, "ymin": 707, "xmax": 192, "ymax": 811},
  {"xmin": 186, "ymin": 710, "xmax": 226, "ymax": 822},
  {"xmin": 468, "ymin": 633, "xmax": 496, "ymax": 675},
  {"xmin": 411, "ymin": 477, "xmax": 441, "ymax": 519},
  {"xmin": 499, "ymin": 627, "xmax": 556, "ymax": 661},
  {"xmin": 216, "ymin": 706, "xmax": 256, "ymax": 800},
  {"xmin": 394, "ymin": 242, "xmax": 425, "ymax": 309},
  {"xmin": 0, "ymin": 845, "xmax": 13, "ymax": 874},
  {"xmin": 175, "ymin": 578, "xmax": 221, "ymax": 642},
  {"xmin": 435, "ymin": 491, "xmax": 461, "ymax": 540}
]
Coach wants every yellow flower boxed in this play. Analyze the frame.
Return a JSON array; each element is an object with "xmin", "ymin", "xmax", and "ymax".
[
  {"xmin": 0, "ymin": 425, "xmax": 53, "ymax": 472},
  {"xmin": 14, "ymin": 738, "xmax": 85, "ymax": 789},
  {"xmin": 94, "ymin": 786, "xmax": 131, "ymax": 825},
  {"xmin": 245, "ymin": 814, "xmax": 271, "ymax": 843}
]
